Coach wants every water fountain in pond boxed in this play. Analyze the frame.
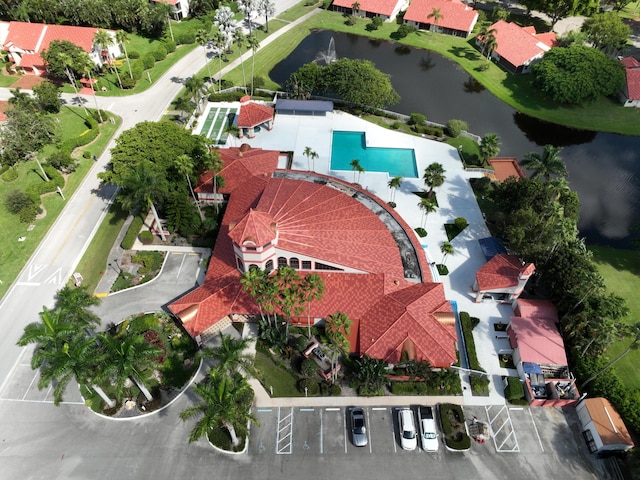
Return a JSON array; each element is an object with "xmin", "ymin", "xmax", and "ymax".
[{"xmin": 315, "ymin": 37, "xmax": 336, "ymax": 65}]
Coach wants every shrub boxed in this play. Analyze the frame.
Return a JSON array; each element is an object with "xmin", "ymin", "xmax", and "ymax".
[
  {"xmin": 293, "ymin": 335, "xmax": 309, "ymax": 351},
  {"xmin": 163, "ymin": 39, "xmax": 176, "ymax": 53},
  {"xmin": 470, "ymin": 375, "xmax": 490, "ymax": 395},
  {"xmin": 436, "ymin": 264, "xmax": 448, "ymax": 275},
  {"xmin": 153, "ymin": 45, "xmax": 167, "ymax": 61},
  {"xmin": 19, "ymin": 205, "xmax": 38, "ymax": 223},
  {"xmin": 177, "ymin": 32, "xmax": 196, "ymax": 44},
  {"xmin": 391, "ymin": 121, "xmax": 403, "ymax": 129},
  {"xmin": 132, "ymin": 251, "xmax": 164, "ymax": 274},
  {"xmin": 446, "ymin": 119, "xmax": 468, "ymax": 138},
  {"xmin": 504, "ymin": 376, "xmax": 525, "ymax": 401},
  {"xmin": 25, "ymin": 166, "xmax": 64, "ymax": 203},
  {"xmin": 128, "ymin": 313, "xmax": 158, "ymax": 335},
  {"xmin": 345, "ymin": 15, "xmax": 357, "ymax": 26},
  {"xmin": 474, "ymin": 176, "xmax": 492, "ymax": 192},
  {"xmin": 298, "ymin": 377, "xmax": 319, "ymax": 395},
  {"xmin": 476, "ymin": 63, "xmax": 490, "ymax": 72},
  {"xmin": 454, "ymin": 217, "xmax": 468, "ymax": 230},
  {"xmin": 4, "ymin": 189, "xmax": 33, "ymax": 214},
  {"xmin": 47, "ymin": 151, "xmax": 76, "ymax": 172},
  {"xmin": 120, "ymin": 72, "xmax": 137, "ymax": 89},
  {"xmin": 128, "ymin": 50, "xmax": 140, "ymax": 59},
  {"xmin": 253, "ymin": 76, "xmax": 265, "ymax": 89},
  {"xmin": 121, "ymin": 215, "xmax": 144, "ymax": 249},
  {"xmin": 82, "ymin": 151, "xmax": 91, "ymax": 159},
  {"xmin": 415, "ymin": 227, "xmax": 427, "ymax": 237},
  {"xmin": 139, "ymin": 230, "xmax": 154, "ymax": 245},
  {"xmin": 2, "ymin": 167, "xmax": 18, "ymax": 182},
  {"xmin": 330, "ymin": 384, "xmax": 341, "ymax": 396},
  {"xmin": 300, "ymin": 358, "xmax": 318, "ymax": 377},
  {"xmin": 408, "ymin": 113, "xmax": 426, "ymax": 125},
  {"xmin": 471, "ymin": 316, "xmax": 480, "ymax": 329},
  {"xmin": 395, "ymin": 24, "xmax": 415, "ymax": 38},
  {"xmin": 141, "ymin": 53, "xmax": 156, "ymax": 70},
  {"xmin": 208, "ymin": 91, "xmax": 246, "ymax": 102}
]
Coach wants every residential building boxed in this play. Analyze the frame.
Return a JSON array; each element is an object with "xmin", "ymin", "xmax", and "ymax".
[
  {"xmin": 170, "ymin": 144, "xmax": 458, "ymax": 367},
  {"xmin": 472, "ymin": 253, "xmax": 534, "ymax": 303},
  {"xmin": 476, "ymin": 20, "xmax": 556, "ymax": 74},
  {"xmin": 151, "ymin": 0, "xmax": 190, "ymax": 20},
  {"xmin": 619, "ymin": 56, "xmax": 640, "ymax": 108},
  {"xmin": 0, "ymin": 21, "xmax": 121, "ymax": 76},
  {"xmin": 576, "ymin": 398, "xmax": 634, "ymax": 454},
  {"xmin": 507, "ymin": 299, "xmax": 579, "ymax": 406},
  {"xmin": 331, "ymin": 0, "xmax": 405, "ymax": 22},
  {"xmin": 404, "ymin": 0, "xmax": 478, "ymax": 38}
]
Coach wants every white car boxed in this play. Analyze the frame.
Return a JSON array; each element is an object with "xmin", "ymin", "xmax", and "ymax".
[
  {"xmin": 419, "ymin": 406, "xmax": 439, "ymax": 452},
  {"xmin": 398, "ymin": 408, "xmax": 417, "ymax": 451}
]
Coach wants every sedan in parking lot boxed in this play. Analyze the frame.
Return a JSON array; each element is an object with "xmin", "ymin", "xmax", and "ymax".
[
  {"xmin": 350, "ymin": 407, "xmax": 368, "ymax": 447},
  {"xmin": 398, "ymin": 408, "xmax": 417, "ymax": 451}
]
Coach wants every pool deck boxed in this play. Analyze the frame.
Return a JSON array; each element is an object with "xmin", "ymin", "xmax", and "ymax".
[{"xmin": 225, "ymin": 107, "xmax": 521, "ymax": 405}]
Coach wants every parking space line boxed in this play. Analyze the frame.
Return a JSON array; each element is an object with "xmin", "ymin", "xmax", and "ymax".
[
  {"xmin": 528, "ymin": 409, "xmax": 544, "ymax": 452},
  {"xmin": 486, "ymin": 405, "xmax": 519, "ymax": 453},
  {"xmin": 276, "ymin": 407, "xmax": 294, "ymax": 455},
  {"xmin": 320, "ymin": 409, "xmax": 323, "ymax": 454},
  {"xmin": 366, "ymin": 407, "xmax": 372, "ymax": 454},
  {"xmin": 22, "ymin": 372, "xmax": 39, "ymax": 400}
]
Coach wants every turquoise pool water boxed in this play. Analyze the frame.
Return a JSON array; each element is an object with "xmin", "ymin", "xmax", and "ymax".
[{"xmin": 330, "ymin": 131, "xmax": 418, "ymax": 178}]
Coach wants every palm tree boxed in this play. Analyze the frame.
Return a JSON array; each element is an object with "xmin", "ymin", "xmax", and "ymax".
[
  {"xmin": 478, "ymin": 26, "xmax": 497, "ymax": 59},
  {"xmin": 423, "ymin": 162, "xmax": 445, "ymax": 199},
  {"xmin": 157, "ymin": 1, "xmax": 175, "ymax": 41},
  {"xmin": 94, "ymin": 30, "xmax": 122, "ymax": 89},
  {"xmin": 388, "ymin": 175, "xmax": 402, "ymax": 203},
  {"xmin": 418, "ymin": 197, "xmax": 437, "ymax": 228},
  {"xmin": 247, "ymin": 34, "xmax": 260, "ymax": 96},
  {"xmin": 100, "ymin": 331, "xmax": 162, "ymax": 402},
  {"xmin": 521, "ymin": 145, "xmax": 567, "ymax": 182},
  {"xmin": 180, "ymin": 369, "xmax": 258, "ymax": 446},
  {"xmin": 195, "ymin": 29, "xmax": 213, "ymax": 83},
  {"xmin": 115, "ymin": 30, "xmax": 134, "ymax": 80},
  {"xmin": 175, "ymin": 154, "xmax": 204, "ymax": 220},
  {"xmin": 57, "ymin": 52, "xmax": 90, "ymax": 116},
  {"xmin": 440, "ymin": 241, "xmax": 454, "ymax": 265},
  {"xmin": 301, "ymin": 273, "xmax": 324, "ymax": 338},
  {"xmin": 257, "ymin": 0, "xmax": 276, "ymax": 33},
  {"xmin": 427, "ymin": 8, "xmax": 443, "ymax": 35},
  {"xmin": 185, "ymin": 76, "xmax": 205, "ymax": 113},
  {"xmin": 224, "ymin": 124, "xmax": 240, "ymax": 147},
  {"xmin": 55, "ymin": 285, "xmax": 101, "ymax": 328},
  {"xmin": 233, "ymin": 30, "xmax": 248, "ymax": 94},
  {"xmin": 211, "ymin": 30, "xmax": 227, "ymax": 92},
  {"xmin": 119, "ymin": 162, "xmax": 168, "ymax": 241},
  {"xmin": 350, "ymin": 158, "xmax": 364, "ymax": 183},
  {"xmin": 207, "ymin": 147, "xmax": 224, "ymax": 212},
  {"xmin": 303, "ymin": 146, "xmax": 319, "ymax": 171},
  {"xmin": 479, "ymin": 133, "xmax": 501, "ymax": 163},
  {"xmin": 580, "ymin": 323, "xmax": 640, "ymax": 390},
  {"xmin": 325, "ymin": 311, "xmax": 352, "ymax": 383},
  {"xmin": 81, "ymin": 61, "xmax": 103, "ymax": 122},
  {"xmin": 352, "ymin": 1, "xmax": 360, "ymax": 15},
  {"xmin": 273, "ymin": 266, "xmax": 304, "ymax": 336},
  {"xmin": 202, "ymin": 332, "xmax": 254, "ymax": 375},
  {"xmin": 173, "ymin": 95, "xmax": 192, "ymax": 122},
  {"xmin": 240, "ymin": 267, "xmax": 270, "ymax": 324}
]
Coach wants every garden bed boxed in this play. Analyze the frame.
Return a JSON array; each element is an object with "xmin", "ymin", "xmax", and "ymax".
[{"xmin": 438, "ymin": 403, "xmax": 471, "ymax": 451}]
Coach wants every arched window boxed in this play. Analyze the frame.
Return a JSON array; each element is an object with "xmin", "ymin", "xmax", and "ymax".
[
  {"xmin": 249, "ymin": 264, "xmax": 259, "ymax": 270},
  {"xmin": 236, "ymin": 257, "xmax": 245, "ymax": 272},
  {"xmin": 277, "ymin": 256, "xmax": 288, "ymax": 268},
  {"xmin": 290, "ymin": 257, "xmax": 300, "ymax": 269},
  {"xmin": 265, "ymin": 260, "xmax": 274, "ymax": 273}
]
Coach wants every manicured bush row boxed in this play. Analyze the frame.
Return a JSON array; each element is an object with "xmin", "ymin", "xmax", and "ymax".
[
  {"xmin": 121, "ymin": 215, "xmax": 145, "ymax": 250},
  {"xmin": 459, "ymin": 311, "xmax": 481, "ymax": 371},
  {"xmin": 415, "ymin": 227, "xmax": 427, "ymax": 237},
  {"xmin": 25, "ymin": 166, "xmax": 64, "ymax": 203},
  {"xmin": 469, "ymin": 375, "xmax": 490, "ymax": 395},
  {"xmin": 504, "ymin": 376, "xmax": 525, "ymax": 401},
  {"xmin": 139, "ymin": 229, "xmax": 154, "ymax": 245},
  {"xmin": 208, "ymin": 91, "xmax": 246, "ymax": 102},
  {"xmin": 59, "ymin": 117, "xmax": 99, "ymax": 154}
]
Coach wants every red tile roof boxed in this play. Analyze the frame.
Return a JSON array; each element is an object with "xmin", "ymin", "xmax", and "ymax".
[
  {"xmin": 404, "ymin": 0, "xmax": 478, "ymax": 33},
  {"xmin": 332, "ymin": 0, "xmax": 400, "ymax": 16},
  {"xmin": 485, "ymin": 20, "xmax": 556, "ymax": 68},
  {"xmin": 229, "ymin": 209, "xmax": 277, "ymax": 247},
  {"xmin": 476, "ymin": 254, "xmax": 534, "ymax": 291},
  {"xmin": 509, "ymin": 313, "xmax": 567, "ymax": 366},
  {"xmin": 3, "ymin": 21, "xmax": 44, "ymax": 50},
  {"xmin": 238, "ymin": 101, "xmax": 274, "ymax": 128},
  {"xmin": 487, "ymin": 158, "xmax": 526, "ymax": 182},
  {"xmin": 171, "ymin": 145, "xmax": 455, "ymax": 364},
  {"xmin": 621, "ymin": 57, "xmax": 640, "ymax": 101},
  {"xmin": 513, "ymin": 298, "xmax": 557, "ymax": 322}
]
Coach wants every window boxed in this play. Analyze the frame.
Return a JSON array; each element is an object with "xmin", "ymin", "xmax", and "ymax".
[
  {"xmin": 236, "ymin": 257, "xmax": 245, "ymax": 272},
  {"xmin": 314, "ymin": 262, "xmax": 343, "ymax": 271},
  {"xmin": 249, "ymin": 264, "xmax": 259, "ymax": 270},
  {"xmin": 302, "ymin": 260, "xmax": 312, "ymax": 270},
  {"xmin": 245, "ymin": 246, "xmax": 257, "ymax": 251},
  {"xmin": 290, "ymin": 257, "xmax": 300, "ymax": 269},
  {"xmin": 277, "ymin": 257, "xmax": 288, "ymax": 268},
  {"xmin": 265, "ymin": 260, "xmax": 274, "ymax": 273},
  {"xmin": 582, "ymin": 430, "xmax": 597, "ymax": 453}
]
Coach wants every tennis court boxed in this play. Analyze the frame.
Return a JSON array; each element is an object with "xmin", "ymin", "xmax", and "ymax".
[{"xmin": 197, "ymin": 104, "xmax": 238, "ymax": 145}]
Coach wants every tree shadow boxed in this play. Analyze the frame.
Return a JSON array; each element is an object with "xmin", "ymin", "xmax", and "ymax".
[{"xmin": 448, "ymin": 45, "xmax": 481, "ymax": 61}]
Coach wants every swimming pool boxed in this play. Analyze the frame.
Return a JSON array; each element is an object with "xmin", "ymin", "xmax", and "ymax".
[{"xmin": 330, "ymin": 131, "xmax": 418, "ymax": 178}]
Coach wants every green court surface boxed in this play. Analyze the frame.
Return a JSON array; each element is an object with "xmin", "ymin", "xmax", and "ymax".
[{"xmin": 200, "ymin": 106, "xmax": 237, "ymax": 145}]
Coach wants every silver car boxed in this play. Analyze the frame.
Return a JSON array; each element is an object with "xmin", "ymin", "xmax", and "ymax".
[{"xmin": 350, "ymin": 407, "xmax": 368, "ymax": 447}]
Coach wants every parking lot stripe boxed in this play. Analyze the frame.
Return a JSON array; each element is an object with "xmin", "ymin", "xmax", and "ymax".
[
  {"xmin": 300, "ymin": 408, "xmax": 314, "ymax": 412},
  {"xmin": 257, "ymin": 408, "xmax": 272, "ymax": 412},
  {"xmin": 366, "ymin": 408, "xmax": 372, "ymax": 454},
  {"xmin": 528, "ymin": 409, "xmax": 544, "ymax": 452},
  {"xmin": 325, "ymin": 408, "xmax": 339, "ymax": 411},
  {"xmin": 320, "ymin": 408, "xmax": 323, "ymax": 454},
  {"xmin": 22, "ymin": 372, "xmax": 39, "ymax": 400},
  {"xmin": 371, "ymin": 407, "xmax": 386, "ymax": 411}
]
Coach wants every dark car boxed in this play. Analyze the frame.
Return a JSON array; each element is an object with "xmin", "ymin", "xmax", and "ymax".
[{"xmin": 350, "ymin": 407, "xmax": 368, "ymax": 447}]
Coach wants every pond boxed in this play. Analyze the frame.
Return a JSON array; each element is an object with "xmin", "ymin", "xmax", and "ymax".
[{"xmin": 270, "ymin": 30, "xmax": 640, "ymax": 249}]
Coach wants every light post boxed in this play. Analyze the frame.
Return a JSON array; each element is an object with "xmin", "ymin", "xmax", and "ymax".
[
  {"xmin": 110, "ymin": 258, "xmax": 122, "ymax": 274},
  {"xmin": 457, "ymin": 145, "xmax": 465, "ymax": 164},
  {"xmin": 304, "ymin": 386, "xmax": 308, "ymax": 397}
]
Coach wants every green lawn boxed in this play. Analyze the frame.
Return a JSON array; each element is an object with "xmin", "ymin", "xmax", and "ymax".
[
  {"xmin": 219, "ymin": 9, "xmax": 640, "ymax": 136},
  {"xmin": 254, "ymin": 351, "xmax": 303, "ymax": 397},
  {"xmin": 0, "ymin": 110, "xmax": 120, "ymax": 300},
  {"xmin": 590, "ymin": 246, "xmax": 640, "ymax": 390}
]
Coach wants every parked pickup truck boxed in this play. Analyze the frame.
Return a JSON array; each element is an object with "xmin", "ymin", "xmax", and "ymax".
[{"xmin": 418, "ymin": 406, "xmax": 439, "ymax": 452}]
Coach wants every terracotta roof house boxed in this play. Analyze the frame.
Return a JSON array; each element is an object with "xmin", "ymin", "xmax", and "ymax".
[
  {"xmin": 619, "ymin": 56, "xmax": 640, "ymax": 108},
  {"xmin": 476, "ymin": 20, "xmax": 556, "ymax": 74},
  {"xmin": 170, "ymin": 144, "xmax": 458, "ymax": 367},
  {"xmin": 472, "ymin": 253, "xmax": 534, "ymax": 303},
  {"xmin": 487, "ymin": 158, "xmax": 526, "ymax": 182},
  {"xmin": 404, "ymin": 0, "xmax": 478, "ymax": 38},
  {"xmin": 0, "ymin": 21, "xmax": 121, "ymax": 76},
  {"xmin": 332, "ymin": 0, "xmax": 404, "ymax": 21},
  {"xmin": 152, "ymin": 0, "xmax": 190, "ymax": 20},
  {"xmin": 507, "ymin": 298, "xmax": 578, "ymax": 407},
  {"xmin": 576, "ymin": 398, "xmax": 634, "ymax": 454},
  {"xmin": 237, "ymin": 96, "xmax": 274, "ymax": 139}
]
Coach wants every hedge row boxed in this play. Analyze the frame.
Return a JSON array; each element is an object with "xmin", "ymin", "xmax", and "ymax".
[
  {"xmin": 460, "ymin": 312, "xmax": 481, "ymax": 371},
  {"xmin": 59, "ymin": 117, "xmax": 99, "ymax": 155},
  {"xmin": 504, "ymin": 376, "xmax": 525, "ymax": 401},
  {"xmin": 26, "ymin": 166, "xmax": 64, "ymax": 203},
  {"xmin": 121, "ymin": 214, "xmax": 145, "ymax": 250}
]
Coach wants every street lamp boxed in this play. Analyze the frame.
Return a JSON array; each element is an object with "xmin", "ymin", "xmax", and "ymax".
[
  {"xmin": 457, "ymin": 145, "xmax": 465, "ymax": 163},
  {"xmin": 111, "ymin": 258, "xmax": 122, "ymax": 274}
]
